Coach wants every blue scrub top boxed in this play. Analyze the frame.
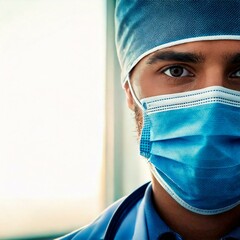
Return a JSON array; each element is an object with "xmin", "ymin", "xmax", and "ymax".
[{"xmin": 58, "ymin": 183, "xmax": 240, "ymax": 240}]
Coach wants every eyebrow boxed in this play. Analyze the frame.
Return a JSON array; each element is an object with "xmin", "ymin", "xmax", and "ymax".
[
  {"xmin": 228, "ymin": 53, "xmax": 240, "ymax": 64},
  {"xmin": 146, "ymin": 50, "xmax": 204, "ymax": 65}
]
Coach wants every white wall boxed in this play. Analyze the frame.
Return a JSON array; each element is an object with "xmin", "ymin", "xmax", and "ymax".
[{"xmin": 0, "ymin": 0, "xmax": 105, "ymax": 238}]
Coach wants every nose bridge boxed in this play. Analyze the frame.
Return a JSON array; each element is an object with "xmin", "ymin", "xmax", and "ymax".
[{"xmin": 199, "ymin": 63, "xmax": 225, "ymax": 88}]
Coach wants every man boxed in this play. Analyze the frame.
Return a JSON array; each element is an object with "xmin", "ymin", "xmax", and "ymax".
[{"xmin": 59, "ymin": 1, "xmax": 240, "ymax": 239}]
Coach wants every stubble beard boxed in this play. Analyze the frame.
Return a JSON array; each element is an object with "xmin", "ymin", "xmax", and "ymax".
[{"xmin": 134, "ymin": 104, "xmax": 143, "ymax": 139}]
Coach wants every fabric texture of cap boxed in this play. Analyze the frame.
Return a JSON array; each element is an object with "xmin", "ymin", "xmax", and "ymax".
[{"xmin": 115, "ymin": 0, "xmax": 240, "ymax": 86}]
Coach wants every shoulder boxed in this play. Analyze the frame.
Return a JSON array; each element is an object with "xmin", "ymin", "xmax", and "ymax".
[
  {"xmin": 58, "ymin": 182, "xmax": 150, "ymax": 240},
  {"xmin": 57, "ymin": 197, "xmax": 126, "ymax": 240}
]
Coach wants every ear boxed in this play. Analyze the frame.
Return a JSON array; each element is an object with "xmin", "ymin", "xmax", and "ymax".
[{"xmin": 124, "ymin": 81, "xmax": 135, "ymax": 111}]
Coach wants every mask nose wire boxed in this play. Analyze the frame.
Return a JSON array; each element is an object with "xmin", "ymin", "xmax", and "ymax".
[{"xmin": 126, "ymin": 75, "xmax": 145, "ymax": 111}]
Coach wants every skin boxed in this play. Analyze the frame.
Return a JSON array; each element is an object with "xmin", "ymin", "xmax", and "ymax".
[{"xmin": 124, "ymin": 40, "xmax": 240, "ymax": 240}]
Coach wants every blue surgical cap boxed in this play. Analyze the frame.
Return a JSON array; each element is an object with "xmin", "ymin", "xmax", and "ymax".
[{"xmin": 115, "ymin": 0, "xmax": 240, "ymax": 86}]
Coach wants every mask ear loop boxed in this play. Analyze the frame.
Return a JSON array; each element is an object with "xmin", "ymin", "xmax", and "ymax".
[
  {"xmin": 126, "ymin": 75, "xmax": 151, "ymax": 163},
  {"xmin": 126, "ymin": 75, "xmax": 145, "ymax": 111}
]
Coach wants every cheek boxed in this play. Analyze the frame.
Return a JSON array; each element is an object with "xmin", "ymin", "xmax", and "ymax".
[
  {"xmin": 133, "ymin": 76, "xmax": 166, "ymax": 98},
  {"xmin": 132, "ymin": 66, "xmax": 174, "ymax": 98},
  {"xmin": 130, "ymin": 64, "xmax": 154, "ymax": 99},
  {"xmin": 132, "ymin": 73, "xmax": 156, "ymax": 99}
]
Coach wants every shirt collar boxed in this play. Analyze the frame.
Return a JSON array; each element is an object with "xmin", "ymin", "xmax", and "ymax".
[
  {"xmin": 143, "ymin": 183, "xmax": 240, "ymax": 240},
  {"xmin": 144, "ymin": 183, "xmax": 177, "ymax": 239}
]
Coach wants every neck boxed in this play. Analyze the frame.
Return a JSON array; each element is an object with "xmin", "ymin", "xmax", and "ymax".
[{"xmin": 151, "ymin": 176, "xmax": 240, "ymax": 240}]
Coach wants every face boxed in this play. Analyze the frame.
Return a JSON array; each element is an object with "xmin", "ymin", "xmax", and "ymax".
[{"xmin": 124, "ymin": 40, "xmax": 240, "ymax": 134}]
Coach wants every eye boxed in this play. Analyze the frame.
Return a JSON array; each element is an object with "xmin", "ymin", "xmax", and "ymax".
[
  {"xmin": 163, "ymin": 66, "xmax": 193, "ymax": 78},
  {"xmin": 230, "ymin": 68, "xmax": 240, "ymax": 78}
]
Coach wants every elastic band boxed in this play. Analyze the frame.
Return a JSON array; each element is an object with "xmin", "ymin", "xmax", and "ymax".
[{"xmin": 127, "ymin": 75, "xmax": 145, "ymax": 111}]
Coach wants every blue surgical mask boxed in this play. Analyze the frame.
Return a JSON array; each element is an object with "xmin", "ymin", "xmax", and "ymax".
[{"xmin": 140, "ymin": 86, "xmax": 240, "ymax": 215}]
